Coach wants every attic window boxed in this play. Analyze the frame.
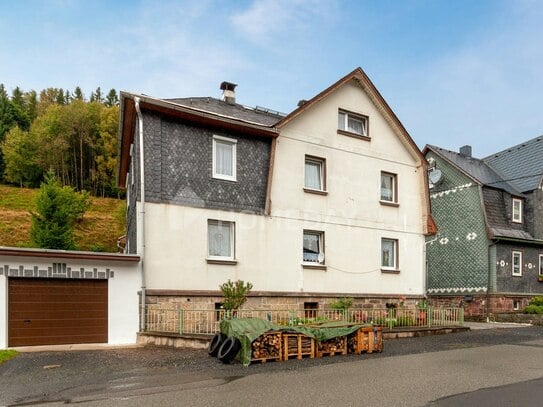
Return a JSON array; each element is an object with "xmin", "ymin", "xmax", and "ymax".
[
  {"xmin": 338, "ymin": 109, "xmax": 369, "ymax": 140},
  {"xmin": 512, "ymin": 198, "xmax": 523, "ymax": 223}
]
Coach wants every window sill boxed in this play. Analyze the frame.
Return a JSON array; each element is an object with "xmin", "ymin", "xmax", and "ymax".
[
  {"xmin": 380, "ymin": 200, "xmax": 399, "ymax": 207},
  {"xmin": 303, "ymin": 188, "xmax": 328, "ymax": 196},
  {"xmin": 302, "ymin": 263, "xmax": 327, "ymax": 270},
  {"xmin": 337, "ymin": 129, "xmax": 370, "ymax": 142},
  {"xmin": 206, "ymin": 258, "xmax": 238, "ymax": 265},
  {"xmin": 512, "ymin": 274, "xmax": 522, "ymax": 277},
  {"xmin": 381, "ymin": 268, "xmax": 400, "ymax": 274}
]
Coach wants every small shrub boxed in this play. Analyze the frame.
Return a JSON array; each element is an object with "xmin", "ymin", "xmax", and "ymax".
[
  {"xmin": 396, "ymin": 316, "xmax": 415, "ymax": 327},
  {"xmin": 523, "ymin": 305, "xmax": 543, "ymax": 314},
  {"xmin": 329, "ymin": 297, "xmax": 354, "ymax": 312},
  {"xmin": 219, "ymin": 279, "xmax": 253, "ymax": 312},
  {"xmin": 528, "ymin": 296, "xmax": 543, "ymax": 307}
]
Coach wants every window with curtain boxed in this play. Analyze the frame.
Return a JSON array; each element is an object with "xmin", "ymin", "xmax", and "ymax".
[
  {"xmin": 338, "ymin": 109, "xmax": 368, "ymax": 138},
  {"xmin": 381, "ymin": 238, "xmax": 398, "ymax": 269},
  {"xmin": 304, "ymin": 156, "xmax": 325, "ymax": 191},
  {"xmin": 380, "ymin": 172, "xmax": 397, "ymax": 203},
  {"xmin": 212, "ymin": 135, "xmax": 237, "ymax": 181},
  {"xmin": 208, "ymin": 220, "xmax": 234, "ymax": 259},
  {"xmin": 303, "ymin": 230, "xmax": 324, "ymax": 263}
]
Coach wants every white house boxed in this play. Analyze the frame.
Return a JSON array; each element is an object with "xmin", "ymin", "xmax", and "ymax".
[{"xmin": 117, "ymin": 68, "xmax": 436, "ymax": 318}]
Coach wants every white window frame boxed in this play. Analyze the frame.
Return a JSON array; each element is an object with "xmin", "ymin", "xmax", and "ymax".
[
  {"xmin": 512, "ymin": 251, "xmax": 522, "ymax": 276},
  {"xmin": 512, "ymin": 198, "xmax": 523, "ymax": 223},
  {"xmin": 380, "ymin": 172, "xmax": 398, "ymax": 204},
  {"xmin": 303, "ymin": 230, "xmax": 325, "ymax": 265},
  {"xmin": 212, "ymin": 135, "xmax": 237, "ymax": 181},
  {"xmin": 381, "ymin": 238, "xmax": 399, "ymax": 270},
  {"xmin": 338, "ymin": 109, "xmax": 369, "ymax": 138},
  {"xmin": 207, "ymin": 220, "xmax": 235, "ymax": 261},
  {"xmin": 539, "ymin": 254, "xmax": 543, "ymax": 276},
  {"xmin": 304, "ymin": 155, "xmax": 326, "ymax": 193}
]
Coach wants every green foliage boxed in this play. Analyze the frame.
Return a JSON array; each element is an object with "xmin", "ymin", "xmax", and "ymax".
[
  {"xmin": 286, "ymin": 316, "xmax": 329, "ymax": 326},
  {"xmin": 1, "ymin": 126, "xmax": 42, "ymax": 187},
  {"xmin": 523, "ymin": 305, "xmax": 543, "ymax": 314},
  {"xmin": 528, "ymin": 296, "xmax": 543, "ymax": 307},
  {"xmin": 0, "ymin": 349, "xmax": 17, "ymax": 364},
  {"xmin": 88, "ymin": 243, "xmax": 106, "ymax": 252},
  {"xmin": 417, "ymin": 299, "xmax": 428, "ymax": 310},
  {"xmin": 219, "ymin": 279, "xmax": 253, "ymax": 312},
  {"xmin": 329, "ymin": 297, "xmax": 354, "ymax": 311},
  {"xmin": 30, "ymin": 172, "xmax": 90, "ymax": 250}
]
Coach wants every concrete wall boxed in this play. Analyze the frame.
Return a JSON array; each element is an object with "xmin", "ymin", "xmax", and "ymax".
[{"xmin": 0, "ymin": 251, "xmax": 140, "ymax": 348}]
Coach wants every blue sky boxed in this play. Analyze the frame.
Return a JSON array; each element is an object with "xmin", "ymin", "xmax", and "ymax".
[{"xmin": 0, "ymin": 0, "xmax": 542, "ymax": 156}]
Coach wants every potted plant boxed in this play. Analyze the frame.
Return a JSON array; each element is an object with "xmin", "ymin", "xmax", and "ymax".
[
  {"xmin": 417, "ymin": 299, "xmax": 428, "ymax": 323},
  {"xmin": 538, "ymin": 275, "xmax": 543, "ymax": 283}
]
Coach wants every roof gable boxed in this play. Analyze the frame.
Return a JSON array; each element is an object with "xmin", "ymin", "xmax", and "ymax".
[
  {"xmin": 275, "ymin": 67, "xmax": 424, "ymax": 164},
  {"xmin": 425, "ymin": 145, "xmax": 523, "ymax": 197},
  {"xmin": 483, "ymin": 135, "xmax": 543, "ymax": 193}
]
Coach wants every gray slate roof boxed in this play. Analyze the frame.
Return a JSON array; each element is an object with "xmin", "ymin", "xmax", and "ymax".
[
  {"xmin": 483, "ymin": 136, "xmax": 543, "ymax": 193},
  {"xmin": 166, "ymin": 97, "xmax": 284, "ymax": 127},
  {"xmin": 426, "ymin": 145, "xmax": 523, "ymax": 196}
]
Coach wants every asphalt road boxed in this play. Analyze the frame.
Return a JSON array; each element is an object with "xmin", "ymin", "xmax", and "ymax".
[{"xmin": 2, "ymin": 326, "xmax": 543, "ymax": 406}]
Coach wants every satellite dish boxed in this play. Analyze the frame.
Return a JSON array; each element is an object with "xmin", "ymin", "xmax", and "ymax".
[
  {"xmin": 428, "ymin": 169, "xmax": 443, "ymax": 188},
  {"xmin": 317, "ymin": 253, "xmax": 325, "ymax": 264}
]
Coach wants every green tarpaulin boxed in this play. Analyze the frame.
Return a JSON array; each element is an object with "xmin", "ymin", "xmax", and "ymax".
[{"xmin": 220, "ymin": 318, "xmax": 371, "ymax": 366}]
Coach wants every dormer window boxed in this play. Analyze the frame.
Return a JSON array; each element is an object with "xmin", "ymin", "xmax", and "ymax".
[
  {"xmin": 338, "ymin": 109, "xmax": 369, "ymax": 140},
  {"xmin": 512, "ymin": 198, "xmax": 522, "ymax": 223}
]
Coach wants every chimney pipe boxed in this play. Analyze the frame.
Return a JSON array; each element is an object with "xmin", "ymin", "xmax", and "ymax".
[
  {"xmin": 459, "ymin": 145, "xmax": 472, "ymax": 158},
  {"xmin": 220, "ymin": 81, "xmax": 237, "ymax": 105}
]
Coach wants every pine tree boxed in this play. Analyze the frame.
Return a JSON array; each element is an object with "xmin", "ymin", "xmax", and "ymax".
[
  {"xmin": 73, "ymin": 86, "xmax": 84, "ymax": 101},
  {"xmin": 104, "ymin": 88, "xmax": 119, "ymax": 107}
]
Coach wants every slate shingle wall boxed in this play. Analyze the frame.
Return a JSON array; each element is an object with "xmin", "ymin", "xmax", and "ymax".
[
  {"xmin": 494, "ymin": 243, "xmax": 543, "ymax": 294},
  {"xmin": 138, "ymin": 110, "xmax": 271, "ymax": 214},
  {"xmin": 482, "ymin": 187, "xmax": 526, "ymax": 231},
  {"xmin": 526, "ymin": 189, "xmax": 543, "ymax": 240},
  {"xmin": 426, "ymin": 151, "xmax": 489, "ymax": 295}
]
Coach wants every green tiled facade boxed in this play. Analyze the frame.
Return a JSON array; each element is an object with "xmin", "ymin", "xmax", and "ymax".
[{"xmin": 426, "ymin": 152, "xmax": 489, "ymax": 294}]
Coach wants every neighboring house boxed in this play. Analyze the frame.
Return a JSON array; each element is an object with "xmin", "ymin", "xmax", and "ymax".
[
  {"xmin": 425, "ymin": 138, "xmax": 543, "ymax": 317},
  {"xmin": 117, "ymin": 68, "xmax": 436, "ymax": 318}
]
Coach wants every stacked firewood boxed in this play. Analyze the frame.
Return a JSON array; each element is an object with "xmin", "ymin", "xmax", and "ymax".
[
  {"xmin": 347, "ymin": 333, "xmax": 358, "ymax": 354},
  {"xmin": 251, "ymin": 331, "xmax": 282, "ymax": 359},
  {"xmin": 317, "ymin": 336, "xmax": 346, "ymax": 355}
]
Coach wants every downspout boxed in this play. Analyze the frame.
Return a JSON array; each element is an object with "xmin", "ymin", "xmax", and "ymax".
[{"xmin": 134, "ymin": 97, "xmax": 146, "ymax": 332}]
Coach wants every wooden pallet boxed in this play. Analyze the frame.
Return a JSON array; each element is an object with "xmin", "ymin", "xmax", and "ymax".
[
  {"xmin": 282, "ymin": 333, "xmax": 315, "ymax": 360},
  {"xmin": 347, "ymin": 326, "xmax": 383, "ymax": 354},
  {"xmin": 316, "ymin": 336, "xmax": 347, "ymax": 358},
  {"xmin": 250, "ymin": 356, "xmax": 281, "ymax": 364}
]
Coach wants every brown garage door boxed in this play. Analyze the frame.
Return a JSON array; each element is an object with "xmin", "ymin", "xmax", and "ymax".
[{"xmin": 8, "ymin": 278, "xmax": 108, "ymax": 346}]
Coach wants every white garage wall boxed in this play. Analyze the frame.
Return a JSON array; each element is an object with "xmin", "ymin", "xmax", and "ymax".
[
  {"xmin": 0, "ymin": 274, "xmax": 6, "ymax": 349},
  {"xmin": 0, "ymin": 250, "xmax": 140, "ymax": 349}
]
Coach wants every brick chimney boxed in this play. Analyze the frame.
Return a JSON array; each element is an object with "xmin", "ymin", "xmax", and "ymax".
[
  {"xmin": 220, "ymin": 81, "xmax": 237, "ymax": 105},
  {"xmin": 459, "ymin": 145, "xmax": 472, "ymax": 158}
]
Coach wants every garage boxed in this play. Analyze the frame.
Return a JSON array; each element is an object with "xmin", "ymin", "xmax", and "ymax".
[{"xmin": 8, "ymin": 278, "xmax": 108, "ymax": 347}]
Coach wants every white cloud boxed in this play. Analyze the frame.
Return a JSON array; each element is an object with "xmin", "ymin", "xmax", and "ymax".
[{"xmin": 230, "ymin": 0, "xmax": 338, "ymax": 44}]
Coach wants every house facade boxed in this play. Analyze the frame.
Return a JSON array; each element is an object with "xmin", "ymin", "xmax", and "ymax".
[
  {"xmin": 117, "ymin": 68, "xmax": 435, "ymax": 317},
  {"xmin": 425, "ymin": 138, "xmax": 543, "ymax": 317}
]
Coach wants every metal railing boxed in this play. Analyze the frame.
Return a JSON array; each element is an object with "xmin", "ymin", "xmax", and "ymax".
[{"xmin": 144, "ymin": 306, "xmax": 464, "ymax": 335}]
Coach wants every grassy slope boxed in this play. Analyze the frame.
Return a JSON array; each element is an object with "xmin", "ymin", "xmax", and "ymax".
[
  {"xmin": 0, "ymin": 184, "xmax": 126, "ymax": 252},
  {"xmin": 0, "ymin": 349, "xmax": 17, "ymax": 364}
]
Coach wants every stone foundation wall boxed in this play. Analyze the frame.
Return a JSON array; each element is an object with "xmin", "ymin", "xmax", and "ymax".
[{"xmin": 428, "ymin": 294, "xmax": 534, "ymax": 319}]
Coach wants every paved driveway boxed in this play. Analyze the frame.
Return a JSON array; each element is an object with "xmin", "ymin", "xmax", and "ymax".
[{"xmin": 2, "ymin": 325, "xmax": 543, "ymax": 406}]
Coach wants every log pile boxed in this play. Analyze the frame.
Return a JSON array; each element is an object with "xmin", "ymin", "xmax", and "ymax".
[
  {"xmin": 316, "ymin": 336, "xmax": 347, "ymax": 357},
  {"xmin": 251, "ymin": 331, "xmax": 282, "ymax": 362},
  {"xmin": 347, "ymin": 326, "xmax": 384, "ymax": 354},
  {"xmin": 283, "ymin": 333, "xmax": 315, "ymax": 360}
]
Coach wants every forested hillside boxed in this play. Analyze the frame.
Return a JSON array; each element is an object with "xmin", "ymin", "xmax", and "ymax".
[
  {"xmin": 0, "ymin": 184, "xmax": 125, "ymax": 252},
  {"xmin": 0, "ymin": 84, "xmax": 122, "ymax": 197},
  {"xmin": 0, "ymin": 85, "xmax": 126, "ymax": 252}
]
